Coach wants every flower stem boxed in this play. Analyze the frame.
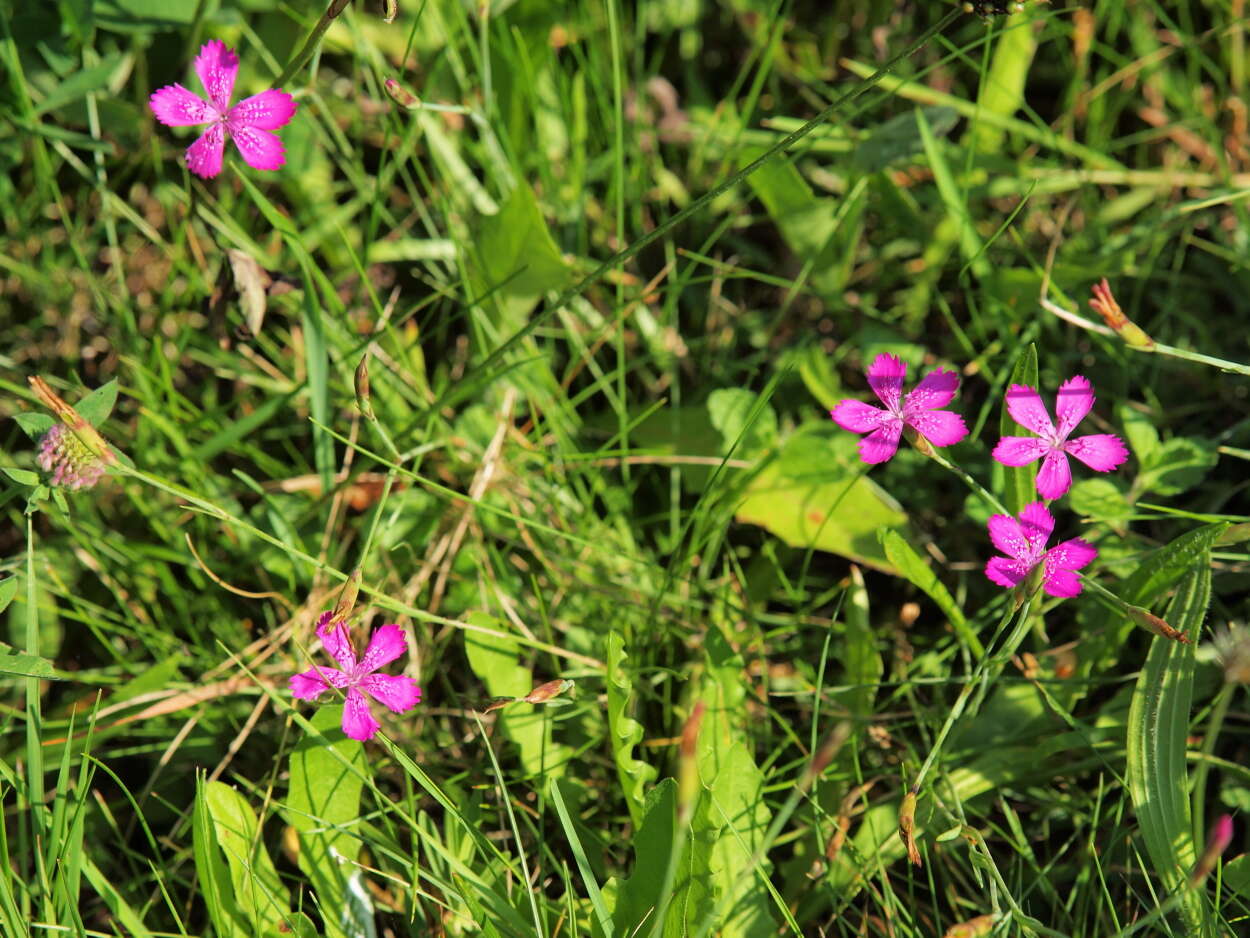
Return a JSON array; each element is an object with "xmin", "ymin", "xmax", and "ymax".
[
  {"xmin": 921, "ymin": 444, "xmax": 1009, "ymax": 515},
  {"xmin": 274, "ymin": 0, "xmax": 351, "ymax": 88}
]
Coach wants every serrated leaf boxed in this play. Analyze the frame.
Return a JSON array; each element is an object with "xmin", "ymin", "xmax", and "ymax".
[
  {"xmin": 606, "ymin": 632, "xmax": 657, "ymax": 829},
  {"xmin": 1137, "ymin": 437, "xmax": 1218, "ymax": 497},
  {"xmin": 878, "ymin": 528, "xmax": 981, "ymax": 656},
  {"xmin": 286, "ymin": 707, "xmax": 369, "ymax": 938},
  {"xmin": 1069, "ymin": 478, "xmax": 1132, "ymax": 527},
  {"xmin": 1126, "ymin": 560, "xmax": 1213, "ymax": 934},
  {"xmin": 707, "ymin": 389, "xmax": 777, "ymax": 458},
  {"xmin": 999, "ymin": 344, "xmax": 1038, "ymax": 515}
]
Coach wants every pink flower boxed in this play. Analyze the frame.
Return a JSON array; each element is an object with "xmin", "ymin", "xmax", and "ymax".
[
  {"xmin": 984, "ymin": 502, "xmax": 1097, "ymax": 598},
  {"xmin": 37, "ymin": 424, "xmax": 107, "ymax": 490},
  {"xmin": 290, "ymin": 613, "xmax": 422, "ymax": 741},
  {"xmin": 149, "ymin": 40, "xmax": 297, "ymax": 179},
  {"xmin": 992, "ymin": 376, "xmax": 1128, "ymax": 500},
  {"xmin": 830, "ymin": 353, "xmax": 968, "ymax": 464}
]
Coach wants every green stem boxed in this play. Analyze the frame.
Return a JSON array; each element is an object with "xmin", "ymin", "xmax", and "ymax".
[
  {"xmin": 921, "ymin": 442, "xmax": 1009, "ymax": 515},
  {"xmin": 274, "ymin": 0, "xmax": 350, "ymax": 88}
]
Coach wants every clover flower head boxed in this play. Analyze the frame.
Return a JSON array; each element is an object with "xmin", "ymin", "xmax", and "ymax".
[
  {"xmin": 149, "ymin": 40, "xmax": 297, "ymax": 179},
  {"xmin": 984, "ymin": 502, "xmax": 1097, "ymax": 598},
  {"xmin": 992, "ymin": 375, "xmax": 1128, "ymax": 500},
  {"xmin": 290, "ymin": 613, "xmax": 422, "ymax": 741},
  {"xmin": 830, "ymin": 353, "xmax": 969, "ymax": 464},
  {"xmin": 37, "ymin": 423, "xmax": 107, "ymax": 491}
]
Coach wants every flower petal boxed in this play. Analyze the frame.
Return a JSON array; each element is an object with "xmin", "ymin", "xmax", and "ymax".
[
  {"xmin": 316, "ymin": 614, "xmax": 358, "ymax": 671},
  {"xmin": 230, "ymin": 126, "xmax": 286, "ymax": 171},
  {"xmin": 1053, "ymin": 375, "xmax": 1095, "ymax": 439},
  {"xmin": 1041, "ymin": 568, "xmax": 1083, "ymax": 598},
  {"xmin": 865, "ymin": 354, "xmax": 906, "ymax": 414},
  {"xmin": 229, "ymin": 89, "xmax": 297, "ymax": 130},
  {"xmin": 986, "ymin": 556, "xmax": 1031, "ymax": 589},
  {"xmin": 341, "ymin": 688, "xmax": 381, "ymax": 740},
  {"xmin": 906, "ymin": 408, "xmax": 968, "ymax": 448},
  {"xmin": 1035, "ymin": 450, "xmax": 1073, "ymax": 500},
  {"xmin": 195, "ymin": 39, "xmax": 238, "ymax": 112},
  {"xmin": 986, "ymin": 512, "xmax": 1029, "ymax": 560},
  {"xmin": 902, "ymin": 367, "xmax": 959, "ymax": 413},
  {"xmin": 1046, "ymin": 537, "xmax": 1097, "ymax": 572},
  {"xmin": 359, "ymin": 673, "xmax": 422, "ymax": 713},
  {"xmin": 185, "ymin": 123, "xmax": 226, "ymax": 178},
  {"xmin": 290, "ymin": 666, "xmax": 347, "ymax": 699},
  {"xmin": 149, "ymin": 83, "xmax": 216, "ymax": 126},
  {"xmin": 830, "ymin": 399, "xmax": 888, "ymax": 434},
  {"xmin": 1016, "ymin": 502, "xmax": 1056, "ymax": 552},
  {"xmin": 992, "ymin": 435, "xmax": 1047, "ymax": 466},
  {"xmin": 357, "ymin": 624, "xmax": 407, "ymax": 673},
  {"xmin": 1064, "ymin": 434, "xmax": 1129, "ymax": 472},
  {"xmin": 1003, "ymin": 384, "xmax": 1056, "ymax": 438},
  {"xmin": 857, "ymin": 420, "xmax": 903, "ymax": 464}
]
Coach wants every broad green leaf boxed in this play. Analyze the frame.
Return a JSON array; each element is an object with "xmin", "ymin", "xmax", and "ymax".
[
  {"xmin": 1069, "ymin": 478, "xmax": 1132, "ymax": 528},
  {"xmin": 999, "ymin": 344, "xmax": 1039, "ymax": 515},
  {"xmin": 95, "ymin": 0, "xmax": 198, "ymax": 30},
  {"xmin": 1120, "ymin": 523, "xmax": 1228, "ymax": 607},
  {"xmin": 0, "ymin": 579, "xmax": 16, "ymax": 616},
  {"xmin": 739, "ymin": 147, "xmax": 836, "ymax": 263},
  {"xmin": 74, "ymin": 379, "xmax": 120, "ymax": 428},
  {"xmin": 606, "ymin": 632, "xmax": 657, "ymax": 828},
  {"xmin": 1118, "ymin": 403, "xmax": 1161, "ymax": 466},
  {"xmin": 13, "ymin": 413, "xmax": 55, "ymax": 440},
  {"xmin": 466, "ymin": 180, "xmax": 571, "ymax": 340},
  {"xmin": 707, "ymin": 389, "xmax": 778, "ymax": 458},
  {"xmin": 611, "ymin": 780, "xmax": 678, "ymax": 938},
  {"xmin": 195, "ymin": 779, "xmax": 292, "ymax": 936},
  {"xmin": 692, "ymin": 627, "xmax": 774, "ymax": 938},
  {"xmin": 32, "ymin": 54, "xmax": 123, "ymax": 116},
  {"xmin": 1137, "ymin": 437, "xmax": 1218, "ymax": 497},
  {"xmin": 1225, "ymin": 855, "xmax": 1250, "ymax": 902},
  {"xmin": 1126, "ymin": 560, "xmax": 1213, "ymax": 935},
  {"xmin": 850, "ymin": 106, "xmax": 958, "ymax": 173},
  {"xmin": 286, "ymin": 707, "xmax": 368, "ymax": 938},
  {"xmin": 0, "ymin": 642, "xmax": 61, "ymax": 680},
  {"xmin": 839, "ymin": 566, "xmax": 881, "ymax": 720},
  {"xmin": 465, "ymin": 612, "xmax": 568, "ymax": 777},
  {"xmin": 967, "ymin": 5, "xmax": 1039, "ymax": 155},
  {"xmin": 734, "ymin": 433, "xmax": 907, "ymax": 573},
  {"xmin": 1, "ymin": 468, "xmax": 40, "ymax": 486},
  {"xmin": 878, "ymin": 528, "xmax": 981, "ymax": 656}
]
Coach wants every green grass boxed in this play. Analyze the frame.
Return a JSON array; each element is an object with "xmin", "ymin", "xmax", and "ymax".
[{"xmin": 2, "ymin": 0, "xmax": 1250, "ymax": 936}]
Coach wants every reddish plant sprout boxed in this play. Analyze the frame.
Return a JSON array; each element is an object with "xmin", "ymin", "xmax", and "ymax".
[
  {"xmin": 830, "ymin": 353, "xmax": 968, "ymax": 464},
  {"xmin": 992, "ymin": 376, "xmax": 1128, "ymax": 500},
  {"xmin": 984, "ymin": 502, "xmax": 1097, "ymax": 599},
  {"xmin": 290, "ymin": 613, "xmax": 421, "ymax": 741},
  {"xmin": 149, "ymin": 40, "xmax": 297, "ymax": 179}
]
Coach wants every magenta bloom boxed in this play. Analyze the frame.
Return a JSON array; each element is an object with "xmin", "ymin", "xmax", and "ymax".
[
  {"xmin": 992, "ymin": 376, "xmax": 1128, "ymax": 500},
  {"xmin": 984, "ymin": 502, "xmax": 1097, "ymax": 598},
  {"xmin": 149, "ymin": 40, "xmax": 297, "ymax": 179},
  {"xmin": 290, "ymin": 613, "xmax": 422, "ymax": 741},
  {"xmin": 37, "ymin": 424, "xmax": 107, "ymax": 490},
  {"xmin": 830, "ymin": 353, "xmax": 968, "ymax": 464}
]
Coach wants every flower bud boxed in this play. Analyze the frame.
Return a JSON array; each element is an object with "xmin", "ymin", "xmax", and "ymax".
[
  {"xmin": 1089, "ymin": 279, "xmax": 1155, "ymax": 350},
  {"xmin": 898, "ymin": 789, "xmax": 921, "ymax": 866},
  {"xmin": 1190, "ymin": 814, "xmax": 1233, "ymax": 885},
  {"xmin": 355, "ymin": 355, "xmax": 375, "ymax": 421},
  {"xmin": 677, "ymin": 702, "xmax": 705, "ymax": 823}
]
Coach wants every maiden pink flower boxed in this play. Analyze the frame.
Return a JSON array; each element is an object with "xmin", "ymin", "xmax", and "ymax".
[
  {"xmin": 830, "ymin": 353, "xmax": 968, "ymax": 464},
  {"xmin": 992, "ymin": 376, "xmax": 1127, "ymax": 500},
  {"xmin": 984, "ymin": 502, "xmax": 1097, "ymax": 598},
  {"xmin": 290, "ymin": 613, "xmax": 422, "ymax": 741},
  {"xmin": 149, "ymin": 40, "xmax": 297, "ymax": 179}
]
